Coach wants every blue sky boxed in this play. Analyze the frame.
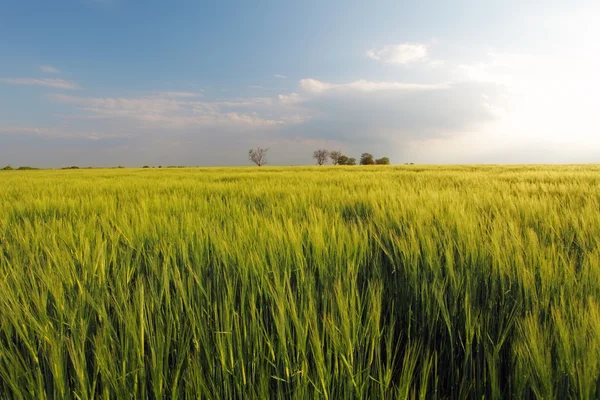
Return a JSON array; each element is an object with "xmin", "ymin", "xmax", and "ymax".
[{"xmin": 1, "ymin": 0, "xmax": 599, "ymax": 166}]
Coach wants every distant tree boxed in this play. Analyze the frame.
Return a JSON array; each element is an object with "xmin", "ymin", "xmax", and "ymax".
[
  {"xmin": 360, "ymin": 153, "xmax": 375, "ymax": 165},
  {"xmin": 61, "ymin": 166, "xmax": 80, "ymax": 170},
  {"xmin": 17, "ymin": 166, "xmax": 39, "ymax": 170},
  {"xmin": 249, "ymin": 147, "xmax": 269, "ymax": 167},
  {"xmin": 2, "ymin": 165, "xmax": 14, "ymax": 171},
  {"xmin": 375, "ymin": 157, "xmax": 390, "ymax": 165},
  {"xmin": 143, "ymin": 165, "xmax": 150, "ymax": 168},
  {"xmin": 329, "ymin": 150, "xmax": 343, "ymax": 165},
  {"xmin": 313, "ymin": 149, "xmax": 329, "ymax": 166},
  {"xmin": 337, "ymin": 156, "xmax": 357, "ymax": 166}
]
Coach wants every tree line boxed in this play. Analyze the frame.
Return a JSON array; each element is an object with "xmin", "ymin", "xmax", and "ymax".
[
  {"xmin": 316, "ymin": 150, "xmax": 390, "ymax": 166},
  {"xmin": 2, "ymin": 149, "xmax": 391, "ymax": 170},
  {"xmin": 249, "ymin": 148, "xmax": 390, "ymax": 166}
]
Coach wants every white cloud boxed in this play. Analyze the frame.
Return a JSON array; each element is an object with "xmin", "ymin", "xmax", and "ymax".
[
  {"xmin": 278, "ymin": 92, "xmax": 302, "ymax": 105},
  {"xmin": 458, "ymin": 53, "xmax": 539, "ymax": 87},
  {"xmin": 0, "ymin": 126, "xmax": 125, "ymax": 140},
  {"xmin": 51, "ymin": 92, "xmax": 286, "ymax": 128},
  {"xmin": 0, "ymin": 78, "xmax": 79, "ymax": 89},
  {"xmin": 273, "ymin": 76, "xmax": 505, "ymax": 160},
  {"xmin": 280, "ymin": 114, "xmax": 307, "ymax": 124},
  {"xmin": 52, "ymin": 93, "xmax": 182, "ymax": 114},
  {"xmin": 223, "ymin": 112, "xmax": 279, "ymax": 126},
  {"xmin": 366, "ymin": 43, "xmax": 428, "ymax": 65},
  {"xmin": 40, "ymin": 65, "xmax": 61, "ymax": 74},
  {"xmin": 274, "ymin": 74, "xmax": 287, "ymax": 79},
  {"xmin": 299, "ymin": 78, "xmax": 450, "ymax": 93},
  {"xmin": 214, "ymin": 97, "xmax": 274, "ymax": 107},
  {"xmin": 154, "ymin": 91, "xmax": 203, "ymax": 98},
  {"xmin": 458, "ymin": 63, "xmax": 500, "ymax": 84},
  {"xmin": 427, "ymin": 60, "xmax": 446, "ymax": 68}
]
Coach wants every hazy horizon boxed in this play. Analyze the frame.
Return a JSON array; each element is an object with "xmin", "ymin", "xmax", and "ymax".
[{"xmin": 1, "ymin": 0, "xmax": 599, "ymax": 167}]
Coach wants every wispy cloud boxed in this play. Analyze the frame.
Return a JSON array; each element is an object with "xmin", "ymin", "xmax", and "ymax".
[
  {"xmin": 299, "ymin": 78, "xmax": 450, "ymax": 93},
  {"xmin": 366, "ymin": 43, "xmax": 429, "ymax": 65},
  {"xmin": 0, "ymin": 126, "xmax": 125, "ymax": 140},
  {"xmin": 154, "ymin": 91, "xmax": 203, "ymax": 98},
  {"xmin": 51, "ymin": 92, "xmax": 287, "ymax": 128},
  {"xmin": 278, "ymin": 92, "xmax": 302, "ymax": 105},
  {"xmin": 0, "ymin": 78, "xmax": 80, "ymax": 89},
  {"xmin": 40, "ymin": 65, "xmax": 61, "ymax": 74},
  {"xmin": 214, "ymin": 97, "xmax": 274, "ymax": 107},
  {"xmin": 274, "ymin": 74, "xmax": 287, "ymax": 79}
]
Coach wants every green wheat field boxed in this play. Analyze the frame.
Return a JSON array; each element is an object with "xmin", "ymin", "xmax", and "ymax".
[{"xmin": 1, "ymin": 165, "xmax": 600, "ymax": 399}]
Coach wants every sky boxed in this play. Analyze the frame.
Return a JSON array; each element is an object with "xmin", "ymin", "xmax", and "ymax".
[{"xmin": 1, "ymin": 0, "xmax": 599, "ymax": 167}]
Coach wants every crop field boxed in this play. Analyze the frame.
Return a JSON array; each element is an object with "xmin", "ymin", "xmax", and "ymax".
[{"xmin": 1, "ymin": 165, "xmax": 600, "ymax": 399}]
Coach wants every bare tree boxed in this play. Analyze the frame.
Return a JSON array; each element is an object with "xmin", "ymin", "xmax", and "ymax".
[
  {"xmin": 313, "ymin": 149, "xmax": 330, "ymax": 166},
  {"xmin": 248, "ymin": 147, "xmax": 269, "ymax": 167},
  {"xmin": 329, "ymin": 150, "xmax": 342, "ymax": 165}
]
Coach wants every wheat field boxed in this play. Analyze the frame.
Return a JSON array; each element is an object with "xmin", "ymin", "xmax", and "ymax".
[{"xmin": 1, "ymin": 165, "xmax": 599, "ymax": 399}]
